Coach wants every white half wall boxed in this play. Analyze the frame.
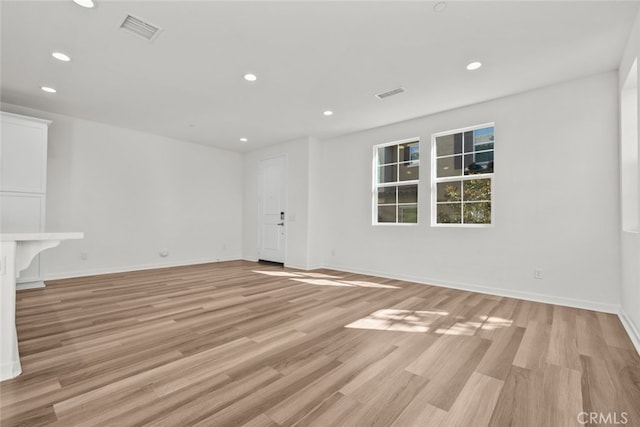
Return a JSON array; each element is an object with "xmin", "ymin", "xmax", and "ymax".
[
  {"xmin": 1, "ymin": 103, "xmax": 244, "ymax": 279},
  {"xmin": 318, "ymin": 72, "xmax": 621, "ymax": 313},
  {"xmin": 619, "ymin": 10, "xmax": 640, "ymax": 353}
]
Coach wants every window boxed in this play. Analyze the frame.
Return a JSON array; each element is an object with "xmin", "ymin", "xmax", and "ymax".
[
  {"xmin": 432, "ymin": 124, "xmax": 494, "ymax": 225},
  {"xmin": 373, "ymin": 138, "xmax": 419, "ymax": 224}
]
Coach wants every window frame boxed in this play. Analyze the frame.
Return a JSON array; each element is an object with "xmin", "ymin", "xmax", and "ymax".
[
  {"xmin": 431, "ymin": 123, "xmax": 495, "ymax": 228},
  {"xmin": 372, "ymin": 137, "xmax": 420, "ymax": 226}
]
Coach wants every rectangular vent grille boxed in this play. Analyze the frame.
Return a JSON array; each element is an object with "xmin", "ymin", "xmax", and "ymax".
[
  {"xmin": 375, "ymin": 87, "xmax": 405, "ymax": 99},
  {"xmin": 120, "ymin": 14, "xmax": 162, "ymax": 41}
]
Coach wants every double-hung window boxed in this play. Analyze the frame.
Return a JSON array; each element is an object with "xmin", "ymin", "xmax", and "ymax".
[
  {"xmin": 373, "ymin": 139, "xmax": 419, "ymax": 224},
  {"xmin": 432, "ymin": 124, "xmax": 494, "ymax": 225}
]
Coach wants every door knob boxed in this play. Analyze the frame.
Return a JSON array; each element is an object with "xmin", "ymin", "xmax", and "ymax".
[{"xmin": 277, "ymin": 222, "xmax": 284, "ymax": 226}]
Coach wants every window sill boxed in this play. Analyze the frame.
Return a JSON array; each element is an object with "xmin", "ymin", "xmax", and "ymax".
[
  {"xmin": 372, "ymin": 223, "xmax": 420, "ymax": 227},
  {"xmin": 431, "ymin": 223, "xmax": 494, "ymax": 228}
]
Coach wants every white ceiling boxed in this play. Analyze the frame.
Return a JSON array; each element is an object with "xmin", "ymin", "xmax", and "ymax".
[{"xmin": 1, "ymin": 1, "xmax": 638, "ymax": 152}]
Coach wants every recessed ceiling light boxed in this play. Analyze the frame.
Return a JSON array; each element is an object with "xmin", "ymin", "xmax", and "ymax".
[
  {"xmin": 73, "ymin": 0, "xmax": 95, "ymax": 8},
  {"xmin": 323, "ymin": 110, "xmax": 333, "ymax": 116},
  {"xmin": 52, "ymin": 52, "xmax": 71, "ymax": 62},
  {"xmin": 240, "ymin": 137, "xmax": 248, "ymax": 142},
  {"xmin": 243, "ymin": 74, "xmax": 257, "ymax": 82},
  {"xmin": 433, "ymin": 2, "xmax": 447, "ymax": 12},
  {"xmin": 41, "ymin": 86, "xmax": 57, "ymax": 93},
  {"xmin": 466, "ymin": 61, "xmax": 482, "ymax": 71}
]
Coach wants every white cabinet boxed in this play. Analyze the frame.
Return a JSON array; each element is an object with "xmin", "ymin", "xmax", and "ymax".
[{"xmin": 1, "ymin": 112, "xmax": 51, "ymax": 288}]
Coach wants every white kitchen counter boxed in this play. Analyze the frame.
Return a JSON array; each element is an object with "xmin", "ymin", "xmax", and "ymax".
[{"xmin": 1, "ymin": 232, "xmax": 84, "ymax": 241}]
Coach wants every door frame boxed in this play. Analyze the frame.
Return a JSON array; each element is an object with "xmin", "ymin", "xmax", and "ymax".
[{"xmin": 257, "ymin": 154, "xmax": 288, "ymax": 264}]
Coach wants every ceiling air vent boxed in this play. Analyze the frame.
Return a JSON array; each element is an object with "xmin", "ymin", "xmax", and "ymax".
[
  {"xmin": 120, "ymin": 14, "xmax": 162, "ymax": 41},
  {"xmin": 375, "ymin": 87, "xmax": 405, "ymax": 100}
]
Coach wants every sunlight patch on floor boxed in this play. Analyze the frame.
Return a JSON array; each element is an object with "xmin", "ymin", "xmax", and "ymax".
[
  {"xmin": 435, "ymin": 315, "xmax": 513, "ymax": 336},
  {"xmin": 478, "ymin": 315, "xmax": 513, "ymax": 330},
  {"xmin": 290, "ymin": 278, "xmax": 401, "ymax": 289},
  {"xmin": 346, "ymin": 310, "xmax": 513, "ymax": 335},
  {"xmin": 340, "ymin": 280, "xmax": 401, "ymax": 289},
  {"xmin": 253, "ymin": 270, "xmax": 399, "ymax": 288},
  {"xmin": 297, "ymin": 272, "xmax": 343, "ymax": 279},
  {"xmin": 253, "ymin": 271, "xmax": 304, "ymax": 277},
  {"xmin": 291, "ymin": 278, "xmax": 353, "ymax": 287},
  {"xmin": 253, "ymin": 271, "xmax": 343, "ymax": 279},
  {"xmin": 345, "ymin": 309, "xmax": 450, "ymax": 332}
]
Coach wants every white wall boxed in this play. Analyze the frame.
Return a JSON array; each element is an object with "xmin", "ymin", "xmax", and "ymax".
[
  {"xmin": 619, "ymin": 10, "xmax": 640, "ymax": 352},
  {"xmin": 243, "ymin": 137, "xmax": 314, "ymax": 269},
  {"xmin": 1, "ymin": 103, "xmax": 244, "ymax": 278},
  {"xmin": 317, "ymin": 72, "xmax": 621, "ymax": 313},
  {"xmin": 621, "ymin": 81, "xmax": 638, "ymax": 232},
  {"xmin": 306, "ymin": 137, "xmax": 325, "ymax": 270}
]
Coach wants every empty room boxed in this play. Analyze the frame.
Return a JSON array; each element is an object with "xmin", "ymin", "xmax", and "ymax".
[{"xmin": 1, "ymin": 1, "xmax": 639, "ymax": 426}]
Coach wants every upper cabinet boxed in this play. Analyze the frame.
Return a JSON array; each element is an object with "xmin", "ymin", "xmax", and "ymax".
[
  {"xmin": 1, "ymin": 112, "xmax": 52, "ymax": 287},
  {"xmin": 1, "ymin": 112, "xmax": 51, "ymax": 194}
]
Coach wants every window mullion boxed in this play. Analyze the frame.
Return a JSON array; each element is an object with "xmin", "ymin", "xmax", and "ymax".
[
  {"xmin": 461, "ymin": 131, "xmax": 466, "ymax": 224},
  {"xmin": 461, "ymin": 177, "xmax": 465, "ymax": 224}
]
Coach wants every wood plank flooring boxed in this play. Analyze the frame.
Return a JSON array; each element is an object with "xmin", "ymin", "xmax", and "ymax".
[{"xmin": 1, "ymin": 261, "xmax": 639, "ymax": 426}]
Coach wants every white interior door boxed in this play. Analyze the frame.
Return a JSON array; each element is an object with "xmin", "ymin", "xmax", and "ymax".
[{"xmin": 259, "ymin": 156, "xmax": 286, "ymax": 263}]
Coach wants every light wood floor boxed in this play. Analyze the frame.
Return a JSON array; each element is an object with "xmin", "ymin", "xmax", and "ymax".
[{"xmin": 1, "ymin": 261, "xmax": 639, "ymax": 426}]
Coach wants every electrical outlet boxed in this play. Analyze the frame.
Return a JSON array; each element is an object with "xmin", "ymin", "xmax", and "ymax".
[
  {"xmin": 80, "ymin": 252, "xmax": 88, "ymax": 261},
  {"xmin": 534, "ymin": 269, "xmax": 543, "ymax": 279}
]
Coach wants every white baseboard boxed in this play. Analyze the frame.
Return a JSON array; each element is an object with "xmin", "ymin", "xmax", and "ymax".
[
  {"xmin": 284, "ymin": 263, "xmax": 305, "ymax": 270},
  {"xmin": 43, "ymin": 256, "xmax": 241, "ymax": 281},
  {"xmin": 16, "ymin": 281, "xmax": 45, "ymax": 290},
  {"xmin": 618, "ymin": 307, "xmax": 640, "ymax": 355},
  {"xmin": 322, "ymin": 262, "xmax": 620, "ymax": 314}
]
